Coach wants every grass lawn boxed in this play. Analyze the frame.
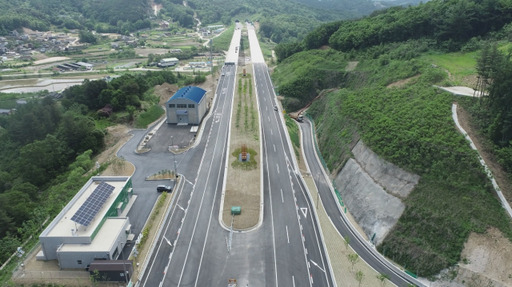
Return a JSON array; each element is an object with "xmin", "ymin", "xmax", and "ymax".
[{"xmin": 421, "ymin": 51, "xmax": 478, "ymax": 78}]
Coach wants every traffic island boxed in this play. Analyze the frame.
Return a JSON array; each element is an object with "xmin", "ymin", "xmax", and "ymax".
[{"xmin": 222, "ymin": 57, "xmax": 261, "ymax": 230}]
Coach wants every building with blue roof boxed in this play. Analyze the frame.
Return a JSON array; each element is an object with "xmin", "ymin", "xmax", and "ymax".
[{"xmin": 166, "ymin": 86, "xmax": 208, "ymax": 125}]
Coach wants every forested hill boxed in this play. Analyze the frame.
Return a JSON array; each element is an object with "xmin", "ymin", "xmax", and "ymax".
[
  {"xmin": 0, "ymin": 0, "xmax": 427, "ymax": 43},
  {"xmin": 271, "ymin": 0, "xmax": 512, "ymax": 278},
  {"xmin": 276, "ymin": 0, "xmax": 512, "ymax": 60},
  {"xmin": 289, "ymin": 0, "xmax": 425, "ymax": 14},
  {"xmin": 0, "ymin": 0, "xmax": 152, "ymax": 35}
]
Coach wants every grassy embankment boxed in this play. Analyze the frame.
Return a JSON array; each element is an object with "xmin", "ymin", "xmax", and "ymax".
[
  {"xmin": 272, "ymin": 46, "xmax": 512, "ymax": 277},
  {"xmin": 208, "ymin": 24, "xmax": 235, "ymax": 52}
]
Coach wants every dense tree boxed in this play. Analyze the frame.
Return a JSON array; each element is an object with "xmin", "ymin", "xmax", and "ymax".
[
  {"xmin": 17, "ymin": 134, "xmax": 71, "ymax": 186},
  {"xmin": 6, "ymin": 97, "xmax": 61, "ymax": 145},
  {"xmin": 328, "ymin": 0, "xmax": 512, "ymax": 52},
  {"xmin": 78, "ymin": 29, "xmax": 96, "ymax": 44},
  {"xmin": 0, "ymin": 0, "xmax": 151, "ymax": 34},
  {"xmin": 303, "ymin": 21, "xmax": 344, "ymax": 50},
  {"xmin": 57, "ymin": 112, "xmax": 104, "ymax": 155},
  {"xmin": 83, "ymin": 79, "xmax": 108, "ymax": 110},
  {"xmin": 484, "ymin": 51, "xmax": 512, "ymax": 147}
]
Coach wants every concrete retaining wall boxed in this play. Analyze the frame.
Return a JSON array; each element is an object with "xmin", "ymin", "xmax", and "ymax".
[{"xmin": 334, "ymin": 140, "xmax": 420, "ymax": 245}]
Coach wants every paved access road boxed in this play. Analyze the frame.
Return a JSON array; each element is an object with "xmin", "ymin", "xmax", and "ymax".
[{"xmin": 299, "ymin": 118, "xmax": 425, "ymax": 287}]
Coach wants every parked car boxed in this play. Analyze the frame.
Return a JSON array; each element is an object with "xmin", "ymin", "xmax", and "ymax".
[{"xmin": 157, "ymin": 185, "xmax": 172, "ymax": 192}]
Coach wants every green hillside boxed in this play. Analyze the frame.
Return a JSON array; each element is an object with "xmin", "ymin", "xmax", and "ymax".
[
  {"xmin": 0, "ymin": 0, "xmax": 153, "ymax": 34},
  {"xmin": 0, "ymin": 0, "xmax": 399, "ymax": 43},
  {"xmin": 272, "ymin": 0, "xmax": 512, "ymax": 276}
]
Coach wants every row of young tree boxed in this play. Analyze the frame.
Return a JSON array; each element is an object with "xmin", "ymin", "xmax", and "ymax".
[
  {"xmin": 275, "ymin": 0, "xmax": 512, "ymax": 61},
  {"xmin": 0, "ymin": 70, "xmax": 192, "ymax": 265}
]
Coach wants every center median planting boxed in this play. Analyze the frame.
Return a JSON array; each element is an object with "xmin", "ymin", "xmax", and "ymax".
[{"xmin": 222, "ymin": 57, "xmax": 261, "ymax": 230}]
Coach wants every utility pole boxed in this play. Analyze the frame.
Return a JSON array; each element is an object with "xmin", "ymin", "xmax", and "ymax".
[
  {"xmin": 209, "ymin": 37, "xmax": 213, "ymax": 75},
  {"xmin": 171, "ymin": 136, "xmax": 178, "ymax": 179},
  {"xmin": 316, "ymin": 173, "xmax": 320, "ymax": 209}
]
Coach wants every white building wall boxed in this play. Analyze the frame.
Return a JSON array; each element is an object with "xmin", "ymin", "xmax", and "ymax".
[
  {"xmin": 166, "ymin": 98, "xmax": 206, "ymax": 125},
  {"xmin": 56, "ymin": 219, "xmax": 130, "ymax": 269}
]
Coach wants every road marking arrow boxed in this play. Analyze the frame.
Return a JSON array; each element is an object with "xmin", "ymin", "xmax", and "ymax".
[{"xmin": 300, "ymin": 207, "xmax": 308, "ymax": 218}]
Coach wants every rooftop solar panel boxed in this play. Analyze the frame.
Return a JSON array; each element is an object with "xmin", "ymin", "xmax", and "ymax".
[{"xmin": 71, "ymin": 182, "xmax": 114, "ymax": 226}]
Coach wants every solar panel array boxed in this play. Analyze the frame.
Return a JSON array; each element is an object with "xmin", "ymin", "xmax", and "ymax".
[{"xmin": 71, "ymin": 182, "xmax": 115, "ymax": 226}]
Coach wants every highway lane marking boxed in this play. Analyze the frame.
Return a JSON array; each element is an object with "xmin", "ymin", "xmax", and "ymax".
[
  {"xmin": 291, "ymin": 165, "xmax": 332, "ymax": 287},
  {"xmin": 292, "ymin": 276, "xmax": 296, "ymax": 287},
  {"xmin": 273, "ymin": 144, "xmax": 276, "ymax": 152},
  {"xmin": 281, "ymin": 188, "xmax": 284, "ymax": 203},
  {"xmin": 172, "ymin": 73, "xmax": 232, "ymax": 286},
  {"xmin": 276, "ymin": 163, "xmax": 280, "ymax": 174},
  {"xmin": 286, "ymin": 225, "xmax": 290, "ymax": 243},
  {"xmin": 266, "ymin": 142, "xmax": 280, "ymax": 286},
  {"xmin": 139, "ymin": 176, "xmax": 189, "ymax": 287},
  {"xmin": 271, "ymin": 129, "xmax": 273, "ymax": 135},
  {"xmin": 193, "ymin": 78, "xmax": 235, "ymax": 286},
  {"xmin": 310, "ymin": 259, "xmax": 326, "ymax": 273}
]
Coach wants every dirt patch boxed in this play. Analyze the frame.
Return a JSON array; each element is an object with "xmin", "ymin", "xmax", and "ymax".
[
  {"xmin": 432, "ymin": 228, "xmax": 512, "ymax": 287},
  {"xmin": 387, "ymin": 74, "xmax": 420, "ymax": 88},
  {"xmin": 153, "ymin": 82, "xmax": 179, "ymax": 105},
  {"xmin": 460, "ymin": 74, "xmax": 479, "ymax": 88},
  {"xmin": 345, "ymin": 61, "xmax": 359, "ymax": 72},
  {"xmin": 96, "ymin": 124, "xmax": 135, "ymax": 177},
  {"xmin": 33, "ymin": 56, "xmax": 70, "ymax": 65},
  {"xmin": 460, "ymin": 228, "xmax": 512, "ymax": 286}
]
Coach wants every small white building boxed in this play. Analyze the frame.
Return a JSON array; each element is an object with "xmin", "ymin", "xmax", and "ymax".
[
  {"xmin": 38, "ymin": 176, "xmax": 133, "ymax": 269},
  {"xmin": 188, "ymin": 61, "xmax": 206, "ymax": 68},
  {"xmin": 157, "ymin": 57, "xmax": 179, "ymax": 68},
  {"xmin": 166, "ymin": 86, "xmax": 207, "ymax": 125},
  {"xmin": 76, "ymin": 62, "xmax": 93, "ymax": 70}
]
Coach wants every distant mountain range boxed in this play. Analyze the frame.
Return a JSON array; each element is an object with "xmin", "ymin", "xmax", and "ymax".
[{"xmin": 289, "ymin": 0, "xmax": 427, "ymax": 15}]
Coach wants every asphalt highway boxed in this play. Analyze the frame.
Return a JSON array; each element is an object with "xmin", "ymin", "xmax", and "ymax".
[
  {"xmin": 135, "ymin": 23, "xmax": 335, "ymax": 287},
  {"xmin": 127, "ymin": 21, "xmax": 428, "ymax": 287}
]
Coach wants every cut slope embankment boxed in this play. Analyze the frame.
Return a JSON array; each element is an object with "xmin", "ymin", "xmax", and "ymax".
[{"xmin": 333, "ymin": 140, "xmax": 419, "ymax": 245}]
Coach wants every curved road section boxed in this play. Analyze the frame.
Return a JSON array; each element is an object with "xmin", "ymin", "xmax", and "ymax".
[{"xmin": 299, "ymin": 118, "xmax": 425, "ymax": 287}]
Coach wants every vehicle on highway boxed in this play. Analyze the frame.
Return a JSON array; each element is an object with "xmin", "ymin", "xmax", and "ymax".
[
  {"xmin": 273, "ymin": 105, "xmax": 278, "ymax": 111},
  {"xmin": 297, "ymin": 114, "xmax": 304, "ymax": 122},
  {"xmin": 156, "ymin": 185, "xmax": 172, "ymax": 192}
]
